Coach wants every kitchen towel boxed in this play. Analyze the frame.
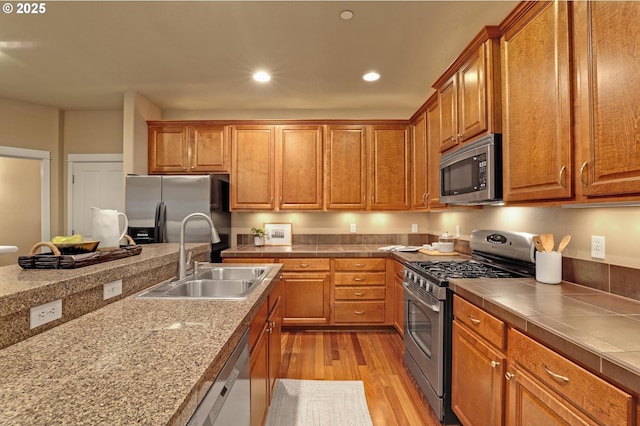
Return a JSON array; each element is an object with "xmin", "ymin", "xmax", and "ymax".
[{"xmin": 265, "ymin": 379, "xmax": 373, "ymax": 426}]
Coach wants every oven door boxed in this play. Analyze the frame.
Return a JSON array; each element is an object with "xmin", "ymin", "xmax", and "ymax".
[{"xmin": 403, "ymin": 283, "xmax": 444, "ymax": 397}]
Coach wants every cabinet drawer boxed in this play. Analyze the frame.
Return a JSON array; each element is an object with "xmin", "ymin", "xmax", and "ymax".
[
  {"xmin": 453, "ymin": 295, "xmax": 505, "ymax": 350},
  {"xmin": 334, "ymin": 258, "xmax": 385, "ymax": 271},
  {"xmin": 334, "ymin": 286, "xmax": 385, "ymax": 300},
  {"xmin": 334, "ymin": 301, "xmax": 385, "ymax": 323},
  {"xmin": 223, "ymin": 258, "xmax": 275, "ymax": 264},
  {"xmin": 508, "ymin": 328, "xmax": 633, "ymax": 426},
  {"xmin": 334, "ymin": 272, "xmax": 386, "ymax": 286},
  {"xmin": 393, "ymin": 260, "xmax": 404, "ymax": 277},
  {"xmin": 279, "ymin": 258, "xmax": 330, "ymax": 272}
]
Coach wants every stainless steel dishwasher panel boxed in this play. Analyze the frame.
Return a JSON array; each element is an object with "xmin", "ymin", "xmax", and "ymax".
[{"xmin": 188, "ymin": 329, "xmax": 250, "ymax": 426}]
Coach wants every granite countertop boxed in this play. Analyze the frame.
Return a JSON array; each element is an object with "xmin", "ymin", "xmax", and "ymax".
[
  {"xmin": 450, "ymin": 278, "xmax": 640, "ymax": 395},
  {"xmin": 0, "ymin": 262, "xmax": 282, "ymax": 425}
]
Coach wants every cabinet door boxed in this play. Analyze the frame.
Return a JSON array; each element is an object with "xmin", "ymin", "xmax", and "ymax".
[
  {"xmin": 426, "ymin": 97, "xmax": 448, "ymax": 209},
  {"xmin": 325, "ymin": 125, "xmax": 367, "ymax": 210},
  {"xmin": 267, "ymin": 282, "xmax": 283, "ymax": 399},
  {"xmin": 231, "ymin": 125, "xmax": 275, "ymax": 210},
  {"xmin": 505, "ymin": 364, "xmax": 596, "ymax": 426},
  {"xmin": 189, "ymin": 125, "xmax": 229, "ymax": 173},
  {"xmin": 277, "ymin": 125, "xmax": 323, "ymax": 210},
  {"xmin": 439, "ymin": 75, "xmax": 459, "ymax": 152},
  {"xmin": 574, "ymin": 1, "xmax": 640, "ymax": 198},
  {"xmin": 148, "ymin": 125, "xmax": 188, "ymax": 174},
  {"xmin": 393, "ymin": 272, "xmax": 404, "ymax": 336},
  {"xmin": 458, "ymin": 44, "xmax": 487, "ymax": 142},
  {"xmin": 411, "ymin": 112, "xmax": 429, "ymax": 210},
  {"xmin": 282, "ymin": 273, "xmax": 330, "ymax": 326},
  {"xmin": 451, "ymin": 320, "xmax": 505, "ymax": 426},
  {"xmin": 368, "ymin": 125, "xmax": 411, "ymax": 210},
  {"xmin": 501, "ymin": 1, "xmax": 573, "ymax": 202},
  {"xmin": 250, "ymin": 322, "xmax": 269, "ymax": 426}
]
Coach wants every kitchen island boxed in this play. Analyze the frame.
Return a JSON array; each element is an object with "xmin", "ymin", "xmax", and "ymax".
[{"xmin": 0, "ymin": 244, "xmax": 282, "ymax": 425}]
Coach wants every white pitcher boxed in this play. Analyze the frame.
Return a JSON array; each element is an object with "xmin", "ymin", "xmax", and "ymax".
[{"xmin": 91, "ymin": 207, "xmax": 128, "ymax": 250}]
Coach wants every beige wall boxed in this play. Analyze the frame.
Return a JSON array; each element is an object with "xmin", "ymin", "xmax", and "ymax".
[
  {"xmin": 123, "ymin": 91, "xmax": 161, "ymax": 175},
  {"xmin": 0, "ymin": 157, "xmax": 41, "ymax": 266},
  {"xmin": 0, "ymin": 97, "xmax": 63, "ymax": 236},
  {"xmin": 63, "ymin": 110, "xmax": 123, "ymax": 155}
]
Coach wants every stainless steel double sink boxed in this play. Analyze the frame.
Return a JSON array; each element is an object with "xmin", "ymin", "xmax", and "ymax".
[{"xmin": 136, "ymin": 265, "xmax": 272, "ymax": 300}]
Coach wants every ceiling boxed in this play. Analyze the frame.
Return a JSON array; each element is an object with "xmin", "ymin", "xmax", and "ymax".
[{"xmin": 0, "ymin": 1, "xmax": 518, "ymax": 119}]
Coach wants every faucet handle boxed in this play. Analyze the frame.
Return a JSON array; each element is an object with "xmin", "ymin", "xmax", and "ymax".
[
  {"xmin": 193, "ymin": 260, "xmax": 200, "ymax": 275},
  {"xmin": 186, "ymin": 250, "xmax": 193, "ymax": 267}
]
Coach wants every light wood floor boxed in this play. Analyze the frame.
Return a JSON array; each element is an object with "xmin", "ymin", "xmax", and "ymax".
[{"xmin": 279, "ymin": 330, "xmax": 441, "ymax": 426}]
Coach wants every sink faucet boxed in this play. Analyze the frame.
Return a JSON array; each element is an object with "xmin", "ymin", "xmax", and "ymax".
[{"xmin": 177, "ymin": 212, "xmax": 221, "ymax": 280}]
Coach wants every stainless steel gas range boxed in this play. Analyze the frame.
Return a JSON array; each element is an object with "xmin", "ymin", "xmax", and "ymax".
[{"xmin": 402, "ymin": 230, "xmax": 536, "ymax": 424}]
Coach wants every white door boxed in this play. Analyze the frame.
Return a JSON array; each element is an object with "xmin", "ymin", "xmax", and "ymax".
[{"xmin": 71, "ymin": 161, "xmax": 123, "ymax": 238}]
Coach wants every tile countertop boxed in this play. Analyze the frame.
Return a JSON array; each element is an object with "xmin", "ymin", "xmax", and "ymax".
[
  {"xmin": 0, "ymin": 252, "xmax": 282, "ymax": 425},
  {"xmin": 450, "ymin": 278, "xmax": 640, "ymax": 395}
]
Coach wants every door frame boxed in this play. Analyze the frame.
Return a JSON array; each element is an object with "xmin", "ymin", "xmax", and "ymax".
[
  {"xmin": 0, "ymin": 145, "xmax": 51, "ymax": 243},
  {"xmin": 66, "ymin": 153, "xmax": 124, "ymax": 234}
]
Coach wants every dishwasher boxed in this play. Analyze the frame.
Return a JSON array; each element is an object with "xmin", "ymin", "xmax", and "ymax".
[{"xmin": 188, "ymin": 329, "xmax": 250, "ymax": 426}]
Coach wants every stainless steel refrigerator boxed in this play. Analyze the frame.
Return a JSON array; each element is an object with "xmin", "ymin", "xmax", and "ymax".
[{"xmin": 125, "ymin": 175, "xmax": 231, "ymax": 262}]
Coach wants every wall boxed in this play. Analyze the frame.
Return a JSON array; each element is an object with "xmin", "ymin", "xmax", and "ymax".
[
  {"xmin": 0, "ymin": 97, "xmax": 63, "ymax": 237},
  {"xmin": 123, "ymin": 91, "xmax": 161, "ymax": 175},
  {"xmin": 63, "ymin": 110, "xmax": 123, "ymax": 155}
]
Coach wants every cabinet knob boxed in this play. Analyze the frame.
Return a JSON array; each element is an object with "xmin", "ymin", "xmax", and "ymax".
[
  {"xmin": 451, "ymin": 136, "xmax": 456, "ymax": 142},
  {"xmin": 580, "ymin": 161, "xmax": 589, "ymax": 188},
  {"xmin": 559, "ymin": 165, "xmax": 567, "ymax": 189},
  {"xmin": 457, "ymin": 133, "xmax": 462, "ymax": 139},
  {"xmin": 490, "ymin": 360, "xmax": 501, "ymax": 369},
  {"xmin": 505, "ymin": 372, "xmax": 515, "ymax": 381}
]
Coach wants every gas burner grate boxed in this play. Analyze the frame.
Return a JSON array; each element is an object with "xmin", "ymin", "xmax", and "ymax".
[{"xmin": 411, "ymin": 260, "xmax": 522, "ymax": 283}]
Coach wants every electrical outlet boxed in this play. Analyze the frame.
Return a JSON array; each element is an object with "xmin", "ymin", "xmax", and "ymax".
[
  {"xmin": 350, "ymin": 223, "xmax": 356, "ymax": 233},
  {"xmin": 30, "ymin": 299, "xmax": 62, "ymax": 329},
  {"xmin": 103, "ymin": 279, "xmax": 123, "ymax": 300},
  {"xmin": 411, "ymin": 224, "xmax": 418, "ymax": 233},
  {"xmin": 591, "ymin": 236, "xmax": 605, "ymax": 259}
]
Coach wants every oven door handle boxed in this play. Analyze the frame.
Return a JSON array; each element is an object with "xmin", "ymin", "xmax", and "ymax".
[{"xmin": 404, "ymin": 281, "xmax": 440, "ymax": 312}]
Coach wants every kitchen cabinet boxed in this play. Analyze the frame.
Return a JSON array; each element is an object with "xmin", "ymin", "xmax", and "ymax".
[
  {"xmin": 333, "ymin": 258, "xmax": 387, "ymax": 324},
  {"xmin": 231, "ymin": 125, "xmax": 323, "ymax": 211},
  {"xmin": 392, "ymin": 260, "xmax": 404, "ymax": 336},
  {"xmin": 411, "ymin": 111, "xmax": 429, "ymax": 210},
  {"xmin": 148, "ymin": 122, "xmax": 229, "ymax": 174},
  {"xmin": 434, "ymin": 26, "xmax": 501, "ymax": 153},
  {"xmin": 325, "ymin": 124, "xmax": 411, "ymax": 211},
  {"xmin": 426, "ymin": 94, "xmax": 448, "ymax": 210},
  {"xmin": 573, "ymin": 1, "xmax": 640, "ymax": 200},
  {"xmin": 451, "ymin": 295, "xmax": 506, "ymax": 426},
  {"xmin": 231, "ymin": 125, "xmax": 276, "ymax": 210},
  {"xmin": 324, "ymin": 125, "xmax": 368, "ymax": 210},
  {"xmin": 279, "ymin": 258, "xmax": 330, "ymax": 326},
  {"xmin": 507, "ymin": 328, "xmax": 634, "ymax": 426},
  {"xmin": 250, "ymin": 276, "xmax": 283, "ymax": 426},
  {"xmin": 368, "ymin": 125, "xmax": 411, "ymax": 210},
  {"xmin": 501, "ymin": 1, "xmax": 573, "ymax": 202}
]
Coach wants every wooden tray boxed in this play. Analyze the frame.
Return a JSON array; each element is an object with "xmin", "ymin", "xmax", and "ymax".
[
  {"xmin": 18, "ymin": 238, "xmax": 142, "ymax": 269},
  {"xmin": 418, "ymin": 248, "xmax": 460, "ymax": 256}
]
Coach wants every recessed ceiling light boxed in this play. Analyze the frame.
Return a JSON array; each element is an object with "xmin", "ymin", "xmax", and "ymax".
[
  {"xmin": 363, "ymin": 72, "xmax": 380, "ymax": 82},
  {"xmin": 253, "ymin": 71, "xmax": 271, "ymax": 83},
  {"xmin": 340, "ymin": 10, "xmax": 354, "ymax": 20}
]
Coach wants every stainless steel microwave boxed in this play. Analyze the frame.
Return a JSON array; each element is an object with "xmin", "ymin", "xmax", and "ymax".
[{"xmin": 439, "ymin": 133, "xmax": 503, "ymax": 205}]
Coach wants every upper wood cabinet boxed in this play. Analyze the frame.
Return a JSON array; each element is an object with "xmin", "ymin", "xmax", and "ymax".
[
  {"xmin": 574, "ymin": 1, "xmax": 640, "ymax": 200},
  {"xmin": 231, "ymin": 125, "xmax": 276, "ymax": 210},
  {"xmin": 276, "ymin": 125, "xmax": 323, "ymax": 210},
  {"xmin": 231, "ymin": 125, "xmax": 323, "ymax": 211},
  {"xmin": 426, "ymin": 95, "xmax": 448, "ymax": 210},
  {"xmin": 411, "ymin": 111, "xmax": 429, "ymax": 210},
  {"xmin": 148, "ymin": 122, "xmax": 229, "ymax": 174},
  {"xmin": 368, "ymin": 125, "xmax": 411, "ymax": 210},
  {"xmin": 325, "ymin": 125, "xmax": 368, "ymax": 210},
  {"xmin": 434, "ymin": 26, "xmax": 502, "ymax": 153},
  {"xmin": 501, "ymin": 1, "xmax": 573, "ymax": 202}
]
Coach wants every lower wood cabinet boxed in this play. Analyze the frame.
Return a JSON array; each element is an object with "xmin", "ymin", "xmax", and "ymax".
[
  {"xmin": 392, "ymin": 260, "xmax": 404, "ymax": 336},
  {"xmin": 333, "ymin": 258, "xmax": 388, "ymax": 325},
  {"xmin": 280, "ymin": 258, "xmax": 331, "ymax": 326}
]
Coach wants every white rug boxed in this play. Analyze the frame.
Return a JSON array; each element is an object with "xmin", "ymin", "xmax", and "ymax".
[{"xmin": 265, "ymin": 379, "xmax": 374, "ymax": 426}]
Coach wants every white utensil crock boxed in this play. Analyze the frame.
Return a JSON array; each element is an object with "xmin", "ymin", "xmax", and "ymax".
[
  {"xmin": 91, "ymin": 207, "xmax": 128, "ymax": 250},
  {"xmin": 536, "ymin": 251, "xmax": 562, "ymax": 284}
]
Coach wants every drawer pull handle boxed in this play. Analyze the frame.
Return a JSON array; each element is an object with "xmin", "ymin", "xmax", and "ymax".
[
  {"xmin": 354, "ymin": 277, "xmax": 365, "ymax": 282},
  {"xmin": 542, "ymin": 364, "xmax": 570, "ymax": 383},
  {"xmin": 354, "ymin": 263, "xmax": 366, "ymax": 267},
  {"xmin": 505, "ymin": 372, "xmax": 515, "ymax": 381},
  {"xmin": 354, "ymin": 310, "xmax": 365, "ymax": 315},
  {"xmin": 354, "ymin": 292, "xmax": 366, "ymax": 296},
  {"xmin": 490, "ymin": 360, "xmax": 500, "ymax": 369},
  {"xmin": 467, "ymin": 315, "xmax": 481, "ymax": 325},
  {"xmin": 299, "ymin": 263, "xmax": 310, "ymax": 268}
]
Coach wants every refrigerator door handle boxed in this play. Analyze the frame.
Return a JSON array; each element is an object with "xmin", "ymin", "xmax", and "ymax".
[{"xmin": 155, "ymin": 201, "xmax": 167, "ymax": 243}]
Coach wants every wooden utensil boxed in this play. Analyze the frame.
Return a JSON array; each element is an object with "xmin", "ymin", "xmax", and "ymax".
[
  {"xmin": 557, "ymin": 234, "xmax": 571, "ymax": 253},
  {"xmin": 532, "ymin": 236, "xmax": 544, "ymax": 252},
  {"xmin": 540, "ymin": 233, "xmax": 554, "ymax": 253}
]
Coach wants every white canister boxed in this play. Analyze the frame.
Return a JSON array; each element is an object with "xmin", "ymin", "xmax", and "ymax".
[
  {"xmin": 438, "ymin": 232, "xmax": 455, "ymax": 253},
  {"xmin": 535, "ymin": 251, "xmax": 562, "ymax": 284}
]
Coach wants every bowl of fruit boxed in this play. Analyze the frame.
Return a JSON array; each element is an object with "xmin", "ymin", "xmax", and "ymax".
[{"xmin": 51, "ymin": 234, "xmax": 99, "ymax": 255}]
